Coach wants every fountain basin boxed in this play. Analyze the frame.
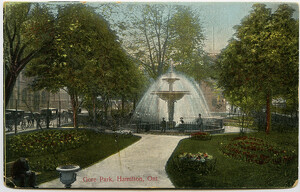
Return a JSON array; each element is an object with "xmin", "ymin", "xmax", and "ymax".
[{"xmin": 151, "ymin": 91, "xmax": 190, "ymax": 101}]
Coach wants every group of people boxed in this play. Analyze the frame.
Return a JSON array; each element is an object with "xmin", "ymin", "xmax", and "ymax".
[{"xmin": 160, "ymin": 113, "xmax": 203, "ymax": 132}]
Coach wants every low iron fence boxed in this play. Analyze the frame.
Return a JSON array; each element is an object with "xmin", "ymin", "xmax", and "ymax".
[{"xmin": 131, "ymin": 118, "xmax": 224, "ymax": 133}]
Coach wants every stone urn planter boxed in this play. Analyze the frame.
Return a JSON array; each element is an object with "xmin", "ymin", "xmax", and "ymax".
[{"xmin": 56, "ymin": 165, "xmax": 80, "ymax": 188}]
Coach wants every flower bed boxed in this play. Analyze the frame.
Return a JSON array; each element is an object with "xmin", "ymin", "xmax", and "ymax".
[
  {"xmin": 174, "ymin": 152, "xmax": 216, "ymax": 175},
  {"xmin": 191, "ymin": 132, "xmax": 211, "ymax": 140},
  {"xmin": 220, "ymin": 136, "xmax": 296, "ymax": 165},
  {"xmin": 7, "ymin": 129, "xmax": 90, "ymax": 157}
]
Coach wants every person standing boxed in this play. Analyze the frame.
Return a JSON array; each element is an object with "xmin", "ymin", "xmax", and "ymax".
[
  {"xmin": 180, "ymin": 117, "xmax": 184, "ymax": 124},
  {"xmin": 136, "ymin": 114, "xmax": 141, "ymax": 133},
  {"xmin": 161, "ymin": 117, "xmax": 167, "ymax": 133},
  {"xmin": 179, "ymin": 117, "xmax": 185, "ymax": 133},
  {"xmin": 196, "ymin": 113, "xmax": 203, "ymax": 132}
]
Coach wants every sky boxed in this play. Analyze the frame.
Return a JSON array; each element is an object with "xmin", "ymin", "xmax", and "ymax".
[
  {"xmin": 1, "ymin": 0, "xmax": 299, "ymax": 54},
  {"xmin": 190, "ymin": 2, "xmax": 299, "ymax": 53},
  {"xmin": 87, "ymin": 1, "xmax": 299, "ymax": 54}
]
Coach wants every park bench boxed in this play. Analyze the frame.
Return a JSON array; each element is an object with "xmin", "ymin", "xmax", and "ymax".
[
  {"xmin": 4, "ymin": 161, "xmax": 17, "ymax": 188},
  {"xmin": 4, "ymin": 160, "xmax": 40, "ymax": 188}
]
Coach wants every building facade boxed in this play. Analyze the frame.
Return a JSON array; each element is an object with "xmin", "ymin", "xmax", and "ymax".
[
  {"xmin": 6, "ymin": 71, "xmax": 71, "ymax": 113},
  {"xmin": 200, "ymin": 81, "xmax": 226, "ymax": 113}
]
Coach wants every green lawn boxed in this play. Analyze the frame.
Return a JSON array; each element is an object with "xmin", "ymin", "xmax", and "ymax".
[
  {"xmin": 166, "ymin": 132, "xmax": 298, "ymax": 189},
  {"xmin": 5, "ymin": 129, "xmax": 141, "ymax": 185}
]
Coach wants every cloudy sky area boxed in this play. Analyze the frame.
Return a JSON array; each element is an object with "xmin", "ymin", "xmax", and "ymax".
[
  {"xmin": 192, "ymin": 2, "xmax": 299, "ymax": 53},
  {"xmin": 6, "ymin": 1, "xmax": 299, "ymax": 54},
  {"xmin": 89, "ymin": 1, "xmax": 299, "ymax": 54}
]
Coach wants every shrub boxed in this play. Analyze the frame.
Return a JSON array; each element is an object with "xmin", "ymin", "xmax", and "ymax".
[
  {"xmin": 7, "ymin": 129, "xmax": 90, "ymax": 158},
  {"xmin": 29, "ymin": 154, "xmax": 72, "ymax": 171},
  {"xmin": 173, "ymin": 152, "xmax": 216, "ymax": 176},
  {"xmin": 191, "ymin": 132, "xmax": 212, "ymax": 140}
]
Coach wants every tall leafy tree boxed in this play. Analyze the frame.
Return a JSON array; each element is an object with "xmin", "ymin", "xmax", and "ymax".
[
  {"xmin": 4, "ymin": 2, "xmax": 55, "ymax": 107},
  {"xmin": 81, "ymin": 46, "xmax": 146, "ymax": 125},
  {"xmin": 26, "ymin": 4, "xmax": 119, "ymax": 128},
  {"xmin": 124, "ymin": 4, "xmax": 173, "ymax": 78},
  {"xmin": 26, "ymin": 3, "xmax": 146, "ymax": 128},
  {"xmin": 169, "ymin": 6, "xmax": 206, "ymax": 81},
  {"xmin": 112, "ymin": 4, "xmax": 205, "ymax": 79},
  {"xmin": 267, "ymin": 4, "xmax": 299, "ymax": 118},
  {"xmin": 217, "ymin": 4, "xmax": 298, "ymax": 133}
]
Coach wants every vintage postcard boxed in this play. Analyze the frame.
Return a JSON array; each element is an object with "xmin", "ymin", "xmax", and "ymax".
[{"xmin": 2, "ymin": 0, "xmax": 299, "ymax": 191}]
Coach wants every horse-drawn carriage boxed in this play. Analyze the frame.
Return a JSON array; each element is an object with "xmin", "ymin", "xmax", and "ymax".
[
  {"xmin": 5, "ymin": 109, "xmax": 27, "ymax": 131},
  {"xmin": 37, "ymin": 108, "xmax": 58, "ymax": 127}
]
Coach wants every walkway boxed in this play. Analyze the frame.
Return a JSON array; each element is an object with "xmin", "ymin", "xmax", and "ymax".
[
  {"xmin": 224, "ymin": 126, "xmax": 256, "ymax": 133},
  {"xmin": 39, "ymin": 134, "xmax": 187, "ymax": 189}
]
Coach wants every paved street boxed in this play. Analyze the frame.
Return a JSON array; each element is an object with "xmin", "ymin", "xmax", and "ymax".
[{"xmin": 39, "ymin": 134, "xmax": 187, "ymax": 189}]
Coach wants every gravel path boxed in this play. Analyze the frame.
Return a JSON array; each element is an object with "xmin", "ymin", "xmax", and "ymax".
[{"xmin": 39, "ymin": 134, "xmax": 187, "ymax": 189}]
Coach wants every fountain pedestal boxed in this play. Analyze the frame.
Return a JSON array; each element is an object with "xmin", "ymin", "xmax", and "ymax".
[{"xmin": 151, "ymin": 70, "xmax": 190, "ymax": 123}]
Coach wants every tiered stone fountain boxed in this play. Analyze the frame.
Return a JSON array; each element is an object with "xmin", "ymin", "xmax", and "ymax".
[
  {"xmin": 131, "ymin": 62, "xmax": 214, "ymax": 130},
  {"xmin": 151, "ymin": 66, "xmax": 190, "ymax": 124}
]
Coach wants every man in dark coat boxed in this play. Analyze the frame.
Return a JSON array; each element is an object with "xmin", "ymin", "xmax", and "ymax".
[
  {"xmin": 161, "ymin": 117, "xmax": 167, "ymax": 133},
  {"xmin": 11, "ymin": 157, "xmax": 36, "ymax": 187},
  {"xmin": 196, "ymin": 113, "xmax": 203, "ymax": 132}
]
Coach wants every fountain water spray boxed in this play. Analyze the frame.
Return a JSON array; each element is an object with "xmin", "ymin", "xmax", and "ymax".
[
  {"xmin": 151, "ymin": 64, "xmax": 190, "ymax": 123},
  {"xmin": 132, "ymin": 64, "xmax": 211, "ymax": 124}
]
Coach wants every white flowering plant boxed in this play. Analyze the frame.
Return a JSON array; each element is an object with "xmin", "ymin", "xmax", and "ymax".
[
  {"xmin": 175, "ymin": 152, "xmax": 216, "ymax": 175},
  {"xmin": 178, "ymin": 152, "xmax": 213, "ymax": 162}
]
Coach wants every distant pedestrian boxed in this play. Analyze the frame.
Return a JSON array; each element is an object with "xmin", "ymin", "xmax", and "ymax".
[
  {"xmin": 136, "ymin": 114, "xmax": 141, "ymax": 133},
  {"xmin": 161, "ymin": 117, "xmax": 167, "ymax": 133},
  {"xmin": 34, "ymin": 113, "xmax": 42, "ymax": 129},
  {"xmin": 179, "ymin": 117, "xmax": 185, "ymax": 133},
  {"xmin": 196, "ymin": 113, "xmax": 203, "ymax": 132},
  {"xmin": 180, "ymin": 117, "xmax": 184, "ymax": 124}
]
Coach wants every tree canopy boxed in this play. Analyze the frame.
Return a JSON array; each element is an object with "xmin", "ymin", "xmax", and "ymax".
[
  {"xmin": 217, "ymin": 3, "xmax": 298, "ymax": 133},
  {"xmin": 111, "ymin": 4, "xmax": 206, "ymax": 79},
  {"xmin": 25, "ymin": 3, "xmax": 146, "ymax": 128},
  {"xmin": 4, "ymin": 2, "xmax": 55, "ymax": 107}
]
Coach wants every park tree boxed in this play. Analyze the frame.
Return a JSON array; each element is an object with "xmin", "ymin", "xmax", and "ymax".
[
  {"xmin": 26, "ymin": 4, "xmax": 122, "ymax": 128},
  {"xmin": 267, "ymin": 4, "xmax": 299, "ymax": 118},
  {"xmin": 217, "ymin": 4, "xmax": 298, "ymax": 133},
  {"xmin": 169, "ymin": 6, "xmax": 206, "ymax": 81},
  {"xmin": 26, "ymin": 3, "xmax": 146, "ymax": 128},
  {"xmin": 124, "ymin": 4, "xmax": 173, "ymax": 78},
  {"xmin": 111, "ymin": 4, "xmax": 205, "ymax": 79},
  {"xmin": 4, "ymin": 2, "xmax": 55, "ymax": 107},
  {"xmin": 81, "ymin": 47, "xmax": 146, "ymax": 126}
]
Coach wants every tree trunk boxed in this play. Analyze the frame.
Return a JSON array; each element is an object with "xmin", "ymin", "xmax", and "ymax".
[
  {"xmin": 93, "ymin": 95, "xmax": 96, "ymax": 127},
  {"xmin": 46, "ymin": 95, "xmax": 50, "ymax": 129},
  {"xmin": 5, "ymin": 72, "xmax": 17, "ymax": 108},
  {"xmin": 121, "ymin": 96, "xmax": 125, "ymax": 117},
  {"xmin": 103, "ymin": 96, "xmax": 109, "ymax": 123},
  {"xmin": 241, "ymin": 112, "xmax": 245, "ymax": 133},
  {"xmin": 158, "ymin": 61, "xmax": 164, "ymax": 77},
  {"xmin": 70, "ymin": 93, "xmax": 79, "ymax": 129},
  {"xmin": 14, "ymin": 100, "xmax": 18, "ymax": 135},
  {"xmin": 266, "ymin": 94, "xmax": 271, "ymax": 134},
  {"xmin": 133, "ymin": 96, "xmax": 136, "ymax": 111}
]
